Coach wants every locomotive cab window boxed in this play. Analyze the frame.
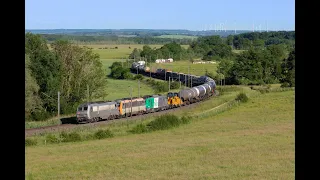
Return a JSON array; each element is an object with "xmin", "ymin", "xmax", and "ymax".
[
  {"xmin": 78, "ymin": 107, "xmax": 82, "ymax": 111},
  {"xmin": 84, "ymin": 107, "xmax": 88, "ymax": 111}
]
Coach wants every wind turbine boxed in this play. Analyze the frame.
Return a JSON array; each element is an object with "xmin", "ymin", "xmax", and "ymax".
[
  {"xmin": 253, "ymin": 21, "xmax": 255, "ymax": 32},
  {"xmin": 224, "ymin": 20, "xmax": 227, "ymax": 32},
  {"xmin": 259, "ymin": 24, "xmax": 262, "ymax": 33}
]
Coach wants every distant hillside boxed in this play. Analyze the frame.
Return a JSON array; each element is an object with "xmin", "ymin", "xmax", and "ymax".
[{"xmin": 25, "ymin": 29, "xmax": 252, "ymax": 38}]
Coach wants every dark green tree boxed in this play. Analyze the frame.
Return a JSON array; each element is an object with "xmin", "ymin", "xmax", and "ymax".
[{"xmin": 280, "ymin": 49, "xmax": 295, "ymax": 87}]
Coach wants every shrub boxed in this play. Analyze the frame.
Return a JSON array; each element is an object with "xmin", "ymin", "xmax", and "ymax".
[
  {"xmin": 123, "ymin": 71, "xmax": 133, "ymax": 79},
  {"xmin": 129, "ymin": 124, "xmax": 149, "ymax": 134},
  {"xmin": 25, "ymin": 138, "xmax": 38, "ymax": 146},
  {"xmin": 94, "ymin": 129, "xmax": 114, "ymax": 139},
  {"xmin": 30, "ymin": 110, "xmax": 52, "ymax": 121},
  {"xmin": 181, "ymin": 116, "xmax": 192, "ymax": 124},
  {"xmin": 153, "ymin": 81, "xmax": 169, "ymax": 93},
  {"xmin": 45, "ymin": 134, "xmax": 60, "ymax": 144},
  {"xmin": 147, "ymin": 114, "xmax": 180, "ymax": 131},
  {"xmin": 235, "ymin": 92, "xmax": 249, "ymax": 103},
  {"xmin": 170, "ymin": 81, "xmax": 180, "ymax": 89},
  {"xmin": 133, "ymin": 74, "xmax": 144, "ymax": 80},
  {"xmin": 60, "ymin": 131, "xmax": 82, "ymax": 142}
]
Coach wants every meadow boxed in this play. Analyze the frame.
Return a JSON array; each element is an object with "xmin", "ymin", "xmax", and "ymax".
[
  {"xmin": 148, "ymin": 61, "xmax": 218, "ymax": 76},
  {"xmin": 25, "ymin": 87, "xmax": 295, "ymax": 179},
  {"xmin": 155, "ymin": 35, "xmax": 198, "ymax": 39},
  {"xmin": 85, "ymin": 44, "xmax": 189, "ymax": 59}
]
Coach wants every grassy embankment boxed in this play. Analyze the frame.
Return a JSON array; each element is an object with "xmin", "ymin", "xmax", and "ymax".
[{"xmin": 26, "ymin": 85, "xmax": 294, "ymax": 179}]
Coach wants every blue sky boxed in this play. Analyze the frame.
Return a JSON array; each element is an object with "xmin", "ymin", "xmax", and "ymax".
[{"xmin": 26, "ymin": 0, "xmax": 295, "ymax": 30}]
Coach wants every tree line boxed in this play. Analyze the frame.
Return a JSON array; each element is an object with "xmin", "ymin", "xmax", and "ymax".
[
  {"xmin": 39, "ymin": 34, "xmax": 194, "ymax": 45},
  {"xmin": 212, "ymin": 45, "xmax": 295, "ymax": 87},
  {"xmin": 25, "ymin": 33, "xmax": 107, "ymax": 121},
  {"xmin": 128, "ymin": 31, "xmax": 295, "ymax": 87},
  {"xmin": 129, "ymin": 31, "xmax": 295, "ymax": 62}
]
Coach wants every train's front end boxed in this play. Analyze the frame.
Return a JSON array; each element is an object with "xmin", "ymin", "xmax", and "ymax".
[{"xmin": 76, "ymin": 103, "xmax": 90, "ymax": 123}]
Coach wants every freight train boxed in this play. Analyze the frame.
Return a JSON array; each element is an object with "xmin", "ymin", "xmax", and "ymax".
[{"xmin": 76, "ymin": 61, "xmax": 216, "ymax": 123}]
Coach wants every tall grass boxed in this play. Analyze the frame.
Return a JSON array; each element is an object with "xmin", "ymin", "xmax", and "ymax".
[{"xmin": 129, "ymin": 114, "xmax": 192, "ymax": 134}]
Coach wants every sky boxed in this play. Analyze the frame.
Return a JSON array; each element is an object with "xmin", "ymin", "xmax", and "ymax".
[{"xmin": 25, "ymin": 0, "xmax": 295, "ymax": 31}]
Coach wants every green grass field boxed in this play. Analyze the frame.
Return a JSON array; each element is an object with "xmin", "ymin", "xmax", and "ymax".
[
  {"xmin": 25, "ymin": 89, "xmax": 294, "ymax": 179},
  {"xmin": 87, "ymin": 44, "xmax": 189, "ymax": 59},
  {"xmin": 148, "ymin": 60, "xmax": 218, "ymax": 76},
  {"xmin": 95, "ymin": 78, "xmax": 156, "ymax": 101}
]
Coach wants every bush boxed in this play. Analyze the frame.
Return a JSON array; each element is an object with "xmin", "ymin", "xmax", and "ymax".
[
  {"xmin": 129, "ymin": 123, "xmax": 149, "ymax": 134},
  {"xmin": 280, "ymin": 82, "xmax": 290, "ymax": 87},
  {"xmin": 147, "ymin": 114, "xmax": 181, "ymax": 131},
  {"xmin": 45, "ymin": 134, "xmax": 60, "ymax": 144},
  {"xmin": 181, "ymin": 116, "xmax": 192, "ymax": 124},
  {"xmin": 94, "ymin": 129, "xmax": 114, "ymax": 139},
  {"xmin": 123, "ymin": 71, "xmax": 133, "ymax": 79},
  {"xmin": 25, "ymin": 138, "xmax": 38, "ymax": 146},
  {"xmin": 133, "ymin": 74, "xmax": 144, "ymax": 80},
  {"xmin": 129, "ymin": 114, "xmax": 191, "ymax": 134},
  {"xmin": 170, "ymin": 81, "xmax": 180, "ymax": 89},
  {"xmin": 153, "ymin": 81, "xmax": 169, "ymax": 93},
  {"xmin": 60, "ymin": 131, "xmax": 82, "ymax": 142},
  {"xmin": 235, "ymin": 92, "xmax": 249, "ymax": 103},
  {"xmin": 30, "ymin": 110, "xmax": 52, "ymax": 121}
]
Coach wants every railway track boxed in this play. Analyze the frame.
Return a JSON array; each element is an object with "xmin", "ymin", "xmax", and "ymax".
[{"xmin": 25, "ymin": 94, "xmax": 215, "ymax": 137}]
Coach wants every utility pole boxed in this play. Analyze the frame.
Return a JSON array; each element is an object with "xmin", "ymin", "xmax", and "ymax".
[
  {"xmin": 138, "ymin": 80, "xmax": 140, "ymax": 98},
  {"xmin": 179, "ymin": 71, "xmax": 181, "ymax": 89},
  {"xmin": 188, "ymin": 66, "xmax": 190, "ymax": 87},
  {"xmin": 87, "ymin": 84, "xmax": 89, "ymax": 103},
  {"xmin": 169, "ymin": 77, "xmax": 170, "ymax": 92},
  {"xmin": 185, "ymin": 74, "xmax": 187, "ymax": 88},
  {"xmin": 130, "ymin": 87, "xmax": 133, "ymax": 118},
  {"xmin": 58, "ymin": 91, "xmax": 60, "ymax": 119},
  {"xmin": 165, "ymin": 69, "xmax": 166, "ymax": 81}
]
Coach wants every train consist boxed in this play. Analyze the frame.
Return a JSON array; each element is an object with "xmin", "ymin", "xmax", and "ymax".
[
  {"xmin": 130, "ymin": 61, "xmax": 212, "ymax": 87},
  {"xmin": 76, "ymin": 61, "xmax": 216, "ymax": 123}
]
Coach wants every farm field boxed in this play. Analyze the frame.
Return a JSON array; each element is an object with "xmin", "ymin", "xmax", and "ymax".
[
  {"xmin": 94, "ymin": 78, "xmax": 157, "ymax": 102},
  {"xmin": 26, "ymin": 89, "xmax": 294, "ymax": 179},
  {"xmin": 148, "ymin": 60, "xmax": 218, "ymax": 76},
  {"xmin": 86, "ymin": 44, "xmax": 189, "ymax": 59},
  {"xmin": 155, "ymin": 35, "xmax": 198, "ymax": 39},
  {"xmin": 48, "ymin": 43, "xmax": 189, "ymax": 59}
]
